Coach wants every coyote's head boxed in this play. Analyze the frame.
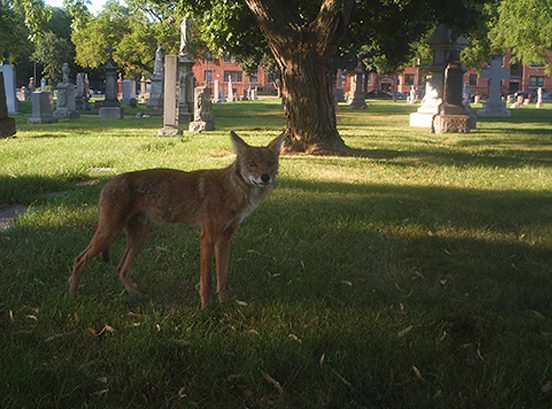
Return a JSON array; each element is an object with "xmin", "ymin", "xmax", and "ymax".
[{"xmin": 231, "ymin": 131, "xmax": 284, "ymax": 188}]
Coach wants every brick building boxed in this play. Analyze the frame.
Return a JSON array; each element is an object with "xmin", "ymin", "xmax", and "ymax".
[
  {"xmin": 192, "ymin": 54, "xmax": 276, "ymax": 98},
  {"xmin": 192, "ymin": 51, "xmax": 551, "ymax": 99}
]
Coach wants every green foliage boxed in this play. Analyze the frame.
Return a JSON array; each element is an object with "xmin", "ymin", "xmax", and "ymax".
[
  {"xmin": 71, "ymin": 0, "xmax": 178, "ymax": 76},
  {"xmin": 0, "ymin": 0, "xmax": 33, "ymax": 60},
  {"xmin": 491, "ymin": 0, "xmax": 552, "ymax": 68},
  {"xmin": 32, "ymin": 31, "xmax": 73, "ymax": 82}
]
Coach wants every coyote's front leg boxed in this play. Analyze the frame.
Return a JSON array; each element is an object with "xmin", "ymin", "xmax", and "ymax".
[{"xmin": 215, "ymin": 222, "xmax": 240, "ymax": 303}]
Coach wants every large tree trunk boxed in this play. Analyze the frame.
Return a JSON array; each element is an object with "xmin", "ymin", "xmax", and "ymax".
[{"xmin": 245, "ymin": 0, "xmax": 353, "ymax": 155}]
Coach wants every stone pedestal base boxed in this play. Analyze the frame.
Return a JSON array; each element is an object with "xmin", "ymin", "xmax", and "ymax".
[
  {"xmin": 477, "ymin": 101, "xmax": 511, "ymax": 117},
  {"xmin": 349, "ymin": 95, "xmax": 366, "ymax": 109},
  {"xmin": 158, "ymin": 126, "xmax": 182, "ymax": 136},
  {"xmin": 54, "ymin": 108, "xmax": 80, "ymax": 120},
  {"xmin": 28, "ymin": 116, "xmax": 58, "ymax": 124},
  {"xmin": 189, "ymin": 120, "xmax": 215, "ymax": 132},
  {"xmin": 410, "ymin": 112, "xmax": 437, "ymax": 128},
  {"xmin": 99, "ymin": 107, "xmax": 123, "ymax": 119},
  {"xmin": 433, "ymin": 114, "xmax": 472, "ymax": 133},
  {"xmin": 0, "ymin": 117, "xmax": 16, "ymax": 137}
]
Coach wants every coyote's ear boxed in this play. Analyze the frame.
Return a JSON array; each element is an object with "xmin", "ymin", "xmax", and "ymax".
[
  {"xmin": 268, "ymin": 133, "xmax": 285, "ymax": 155},
  {"xmin": 230, "ymin": 131, "xmax": 248, "ymax": 154}
]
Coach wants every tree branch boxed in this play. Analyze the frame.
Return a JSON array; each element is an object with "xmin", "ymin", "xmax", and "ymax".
[{"xmin": 311, "ymin": 0, "xmax": 353, "ymax": 57}]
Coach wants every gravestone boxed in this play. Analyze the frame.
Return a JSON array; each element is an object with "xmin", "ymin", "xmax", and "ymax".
[
  {"xmin": 213, "ymin": 79, "xmax": 220, "ymax": 102},
  {"xmin": 99, "ymin": 46, "xmax": 123, "ymax": 119},
  {"xmin": 177, "ymin": 17, "xmax": 195, "ymax": 127},
  {"xmin": 408, "ymin": 86, "xmax": 418, "ymax": 104},
  {"xmin": 242, "ymin": 88, "xmax": 249, "ymax": 101},
  {"xmin": 462, "ymin": 82, "xmax": 471, "ymax": 109},
  {"xmin": 433, "ymin": 37, "xmax": 474, "ymax": 133},
  {"xmin": 122, "ymin": 79, "xmax": 137, "ymax": 107},
  {"xmin": 349, "ymin": 61, "xmax": 366, "ymax": 108},
  {"xmin": 0, "ymin": 72, "xmax": 16, "ymax": 137},
  {"xmin": 0, "ymin": 53, "xmax": 18, "ymax": 114},
  {"xmin": 250, "ymin": 87, "xmax": 258, "ymax": 100},
  {"xmin": 28, "ymin": 77, "xmax": 35, "ymax": 92},
  {"xmin": 159, "ymin": 55, "xmax": 181, "ymax": 135},
  {"xmin": 189, "ymin": 86, "xmax": 215, "ymax": 132},
  {"xmin": 147, "ymin": 45, "xmax": 164, "ymax": 109},
  {"xmin": 75, "ymin": 72, "xmax": 89, "ymax": 110},
  {"xmin": 536, "ymin": 87, "xmax": 544, "ymax": 109},
  {"xmin": 28, "ymin": 90, "xmax": 57, "ymax": 124},
  {"xmin": 410, "ymin": 25, "xmax": 450, "ymax": 127},
  {"xmin": 476, "ymin": 55, "xmax": 511, "ymax": 117},
  {"xmin": 54, "ymin": 63, "xmax": 80, "ymax": 119},
  {"xmin": 139, "ymin": 75, "xmax": 147, "ymax": 97},
  {"xmin": 227, "ymin": 76, "xmax": 234, "ymax": 102},
  {"xmin": 40, "ymin": 77, "xmax": 47, "ymax": 91}
]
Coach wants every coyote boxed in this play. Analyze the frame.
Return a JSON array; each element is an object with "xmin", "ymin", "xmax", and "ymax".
[{"xmin": 69, "ymin": 131, "xmax": 284, "ymax": 308}]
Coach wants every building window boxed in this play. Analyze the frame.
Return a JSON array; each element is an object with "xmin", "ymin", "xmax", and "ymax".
[
  {"xmin": 204, "ymin": 70, "xmax": 212, "ymax": 82},
  {"xmin": 530, "ymin": 62, "xmax": 545, "ymax": 68},
  {"xmin": 403, "ymin": 74, "xmax": 414, "ymax": 86},
  {"xmin": 469, "ymin": 74, "xmax": 477, "ymax": 86},
  {"xmin": 204, "ymin": 52, "xmax": 214, "ymax": 62},
  {"xmin": 224, "ymin": 70, "xmax": 243, "ymax": 82},
  {"xmin": 249, "ymin": 72, "xmax": 258, "ymax": 83},
  {"xmin": 366, "ymin": 73, "xmax": 371, "ymax": 85},
  {"xmin": 510, "ymin": 63, "xmax": 521, "ymax": 76},
  {"xmin": 223, "ymin": 55, "xmax": 233, "ymax": 63},
  {"xmin": 529, "ymin": 76, "xmax": 545, "ymax": 87}
]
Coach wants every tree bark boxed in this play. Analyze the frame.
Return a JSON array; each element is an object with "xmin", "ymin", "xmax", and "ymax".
[{"xmin": 245, "ymin": 0, "xmax": 353, "ymax": 155}]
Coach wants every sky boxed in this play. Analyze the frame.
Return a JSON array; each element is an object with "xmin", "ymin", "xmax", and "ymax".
[{"xmin": 44, "ymin": 0, "xmax": 109, "ymax": 15}]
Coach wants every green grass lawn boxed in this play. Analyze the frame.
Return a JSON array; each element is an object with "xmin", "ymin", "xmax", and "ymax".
[{"xmin": 1, "ymin": 99, "xmax": 551, "ymax": 408}]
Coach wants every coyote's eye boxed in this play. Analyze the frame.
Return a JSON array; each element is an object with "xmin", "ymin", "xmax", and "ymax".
[{"xmin": 248, "ymin": 160, "xmax": 257, "ymax": 167}]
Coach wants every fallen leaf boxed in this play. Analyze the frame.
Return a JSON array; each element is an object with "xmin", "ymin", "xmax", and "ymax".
[
  {"xmin": 26, "ymin": 314, "xmax": 38, "ymax": 321},
  {"xmin": 248, "ymin": 329, "xmax": 259, "ymax": 335},
  {"xmin": 412, "ymin": 366, "xmax": 427, "ymax": 383},
  {"xmin": 261, "ymin": 371, "xmax": 284, "ymax": 394},
  {"xmin": 288, "ymin": 333, "xmax": 302, "ymax": 344},
  {"xmin": 319, "ymin": 353, "xmax": 326, "ymax": 367},
  {"xmin": 339, "ymin": 280, "xmax": 353, "ymax": 287},
  {"xmin": 177, "ymin": 386, "xmax": 187, "ymax": 398},
  {"xmin": 236, "ymin": 300, "xmax": 248, "ymax": 307},
  {"xmin": 532, "ymin": 310, "xmax": 546, "ymax": 319},
  {"xmin": 9, "ymin": 310, "xmax": 14, "ymax": 322},
  {"xmin": 398, "ymin": 325, "xmax": 414, "ymax": 338},
  {"xmin": 92, "ymin": 388, "xmax": 109, "ymax": 397},
  {"xmin": 97, "ymin": 377, "xmax": 108, "ymax": 384},
  {"xmin": 541, "ymin": 380, "xmax": 552, "ymax": 393},
  {"xmin": 156, "ymin": 324, "xmax": 161, "ymax": 332}
]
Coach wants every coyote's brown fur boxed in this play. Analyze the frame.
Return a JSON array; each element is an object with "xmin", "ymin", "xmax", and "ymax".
[{"xmin": 69, "ymin": 131, "xmax": 284, "ymax": 308}]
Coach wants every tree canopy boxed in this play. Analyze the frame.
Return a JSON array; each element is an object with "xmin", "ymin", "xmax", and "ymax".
[{"xmin": 491, "ymin": 0, "xmax": 552, "ymax": 67}]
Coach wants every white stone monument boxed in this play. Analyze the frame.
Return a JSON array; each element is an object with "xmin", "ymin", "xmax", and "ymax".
[
  {"xmin": 227, "ymin": 76, "xmax": 234, "ymax": 102},
  {"xmin": 536, "ymin": 87, "xmax": 544, "ymax": 109},
  {"xmin": 0, "ymin": 54, "xmax": 18, "ymax": 115},
  {"xmin": 213, "ymin": 79, "xmax": 220, "ymax": 102},
  {"xmin": 0, "ymin": 72, "xmax": 16, "ymax": 137},
  {"xmin": 410, "ymin": 25, "xmax": 451, "ymax": 128},
  {"xmin": 476, "ymin": 55, "xmax": 511, "ymax": 117}
]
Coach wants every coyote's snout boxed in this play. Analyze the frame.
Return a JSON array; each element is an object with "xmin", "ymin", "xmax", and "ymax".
[{"xmin": 69, "ymin": 131, "xmax": 284, "ymax": 308}]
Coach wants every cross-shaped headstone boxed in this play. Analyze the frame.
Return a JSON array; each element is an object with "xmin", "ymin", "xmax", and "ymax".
[{"xmin": 481, "ymin": 55, "xmax": 510, "ymax": 104}]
